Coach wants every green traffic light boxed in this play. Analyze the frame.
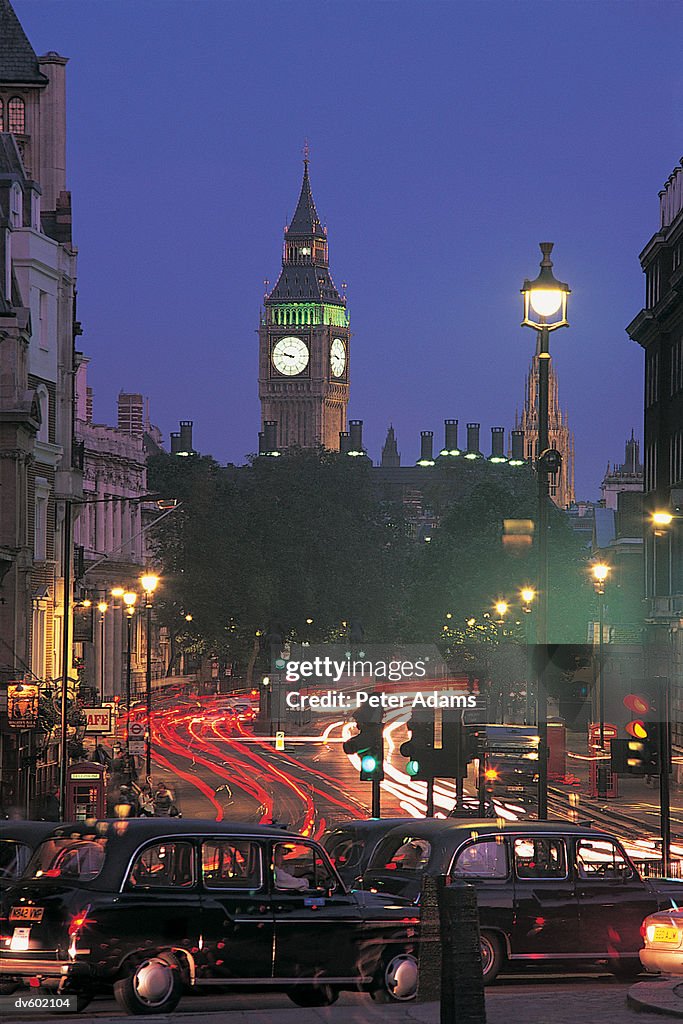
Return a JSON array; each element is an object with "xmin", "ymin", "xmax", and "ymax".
[
  {"xmin": 406, "ymin": 759, "xmax": 420, "ymax": 776},
  {"xmin": 361, "ymin": 754, "xmax": 378, "ymax": 773}
]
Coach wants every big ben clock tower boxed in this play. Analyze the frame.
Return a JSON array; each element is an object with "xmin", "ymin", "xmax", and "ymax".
[{"xmin": 259, "ymin": 156, "xmax": 349, "ymax": 450}]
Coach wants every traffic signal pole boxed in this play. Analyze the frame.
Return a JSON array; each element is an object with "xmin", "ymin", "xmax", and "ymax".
[
  {"xmin": 372, "ymin": 777, "xmax": 381, "ymax": 819},
  {"xmin": 659, "ymin": 676, "xmax": 671, "ymax": 876}
]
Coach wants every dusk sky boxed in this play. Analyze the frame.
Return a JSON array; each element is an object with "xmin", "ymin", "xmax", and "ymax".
[{"xmin": 16, "ymin": 0, "xmax": 683, "ymax": 498}]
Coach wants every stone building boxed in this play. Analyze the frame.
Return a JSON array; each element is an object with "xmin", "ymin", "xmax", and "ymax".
[
  {"xmin": 515, "ymin": 355, "xmax": 575, "ymax": 509},
  {"xmin": 0, "ymin": 0, "xmax": 80, "ymax": 812}
]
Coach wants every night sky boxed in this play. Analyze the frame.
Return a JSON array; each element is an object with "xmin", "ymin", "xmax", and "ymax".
[{"xmin": 16, "ymin": 0, "xmax": 683, "ymax": 498}]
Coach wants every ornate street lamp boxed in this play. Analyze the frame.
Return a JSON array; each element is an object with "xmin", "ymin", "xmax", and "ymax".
[
  {"xmin": 591, "ymin": 563, "xmax": 611, "ymax": 751},
  {"xmin": 140, "ymin": 573, "xmax": 160, "ymax": 779},
  {"xmin": 521, "ymin": 242, "xmax": 570, "ymax": 820}
]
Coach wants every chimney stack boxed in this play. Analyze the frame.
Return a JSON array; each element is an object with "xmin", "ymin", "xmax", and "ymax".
[
  {"xmin": 339, "ymin": 431, "xmax": 351, "ymax": 455},
  {"xmin": 443, "ymin": 418, "xmax": 459, "ymax": 455},
  {"xmin": 170, "ymin": 432, "xmax": 181, "ymax": 455},
  {"xmin": 263, "ymin": 420, "xmax": 278, "ymax": 454},
  {"xmin": 465, "ymin": 422, "xmax": 481, "ymax": 458},
  {"xmin": 179, "ymin": 420, "xmax": 193, "ymax": 454},
  {"xmin": 490, "ymin": 427, "xmax": 506, "ymax": 461},
  {"xmin": 510, "ymin": 430, "xmax": 525, "ymax": 464},
  {"xmin": 418, "ymin": 430, "xmax": 435, "ymax": 465},
  {"xmin": 349, "ymin": 419, "xmax": 364, "ymax": 455}
]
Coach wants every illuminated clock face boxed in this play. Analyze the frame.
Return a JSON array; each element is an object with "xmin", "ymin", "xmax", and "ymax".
[
  {"xmin": 330, "ymin": 338, "xmax": 346, "ymax": 378},
  {"xmin": 272, "ymin": 336, "xmax": 309, "ymax": 376},
  {"xmin": 300, "ymin": 246, "xmax": 311, "ymax": 256}
]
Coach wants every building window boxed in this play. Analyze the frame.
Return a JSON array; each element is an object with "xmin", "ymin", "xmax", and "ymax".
[
  {"xmin": 10, "ymin": 182, "xmax": 22, "ymax": 227},
  {"xmin": 0, "ymin": 98, "xmax": 3, "ymax": 132},
  {"xmin": 646, "ymin": 261, "xmax": 661, "ymax": 308},
  {"xmin": 34, "ymin": 491, "xmax": 48, "ymax": 561},
  {"xmin": 31, "ymin": 604, "xmax": 47, "ymax": 682},
  {"xmin": 645, "ymin": 351, "xmax": 659, "ymax": 407},
  {"xmin": 645, "ymin": 443, "xmax": 657, "ymax": 494},
  {"xmin": 671, "ymin": 430, "xmax": 683, "ymax": 486},
  {"xmin": 8, "ymin": 97, "xmax": 25, "ymax": 135},
  {"xmin": 671, "ymin": 337, "xmax": 683, "ymax": 396},
  {"xmin": 36, "ymin": 386, "xmax": 49, "ymax": 443}
]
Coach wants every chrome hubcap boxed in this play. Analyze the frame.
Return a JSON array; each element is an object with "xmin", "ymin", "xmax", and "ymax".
[
  {"xmin": 134, "ymin": 958, "xmax": 175, "ymax": 1005},
  {"xmin": 480, "ymin": 937, "xmax": 494, "ymax": 975},
  {"xmin": 384, "ymin": 954, "xmax": 418, "ymax": 1000}
]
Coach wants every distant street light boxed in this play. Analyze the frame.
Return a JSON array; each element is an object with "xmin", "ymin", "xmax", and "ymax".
[
  {"xmin": 521, "ymin": 242, "xmax": 570, "ymax": 820},
  {"xmin": 591, "ymin": 563, "xmax": 611, "ymax": 750},
  {"xmin": 140, "ymin": 573, "xmax": 160, "ymax": 779}
]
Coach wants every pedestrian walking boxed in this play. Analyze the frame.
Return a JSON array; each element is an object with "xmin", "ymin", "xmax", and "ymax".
[
  {"xmin": 153, "ymin": 782, "xmax": 173, "ymax": 817},
  {"xmin": 138, "ymin": 784, "xmax": 154, "ymax": 817}
]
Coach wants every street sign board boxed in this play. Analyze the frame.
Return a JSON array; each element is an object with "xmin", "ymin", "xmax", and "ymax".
[
  {"xmin": 7, "ymin": 684, "xmax": 39, "ymax": 729},
  {"xmin": 128, "ymin": 721, "xmax": 145, "ymax": 740},
  {"xmin": 128, "ymin": 739, "xmax": 146, "ymax": 755},
  {"xmin": 83, "ymin": 707, "xmax": 112, "ymax": 734}
]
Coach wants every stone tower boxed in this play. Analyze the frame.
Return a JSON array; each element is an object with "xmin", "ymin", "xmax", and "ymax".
[
  {"xmin": 515, "ymin": 355, "xmax": 575, "ymax": 508},
  {"xmin": 258, "ymin": 156, "xmax": 349, "ymax": 450}
]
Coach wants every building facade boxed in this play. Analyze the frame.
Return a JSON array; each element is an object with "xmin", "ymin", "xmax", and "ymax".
[
  {"xmin": 0, "ymin": 1, "xmax": 80, "ymax": 813},
  {"xmin": 626, "ymin": 158, "xmax": 683, "ymax": 751},
  {"xmin": 259, "ymin": 158, "xmax": 349, "ymax": 450}
]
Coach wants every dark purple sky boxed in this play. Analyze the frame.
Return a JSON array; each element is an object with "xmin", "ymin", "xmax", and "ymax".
[{"xmin": 17, "ymin": 1, "xmax": 682, "ymax": 498}]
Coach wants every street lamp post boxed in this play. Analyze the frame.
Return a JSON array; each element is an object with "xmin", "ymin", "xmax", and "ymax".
[
  {"xmin": 140, "ymin": 573, "xmax": 160, "ymax": 780},
  {"xmin": 97, "ymin": 601, "xmax": 108, "ymax": 702},
  {"xmin": 520, "ymin": 587, "xmax": 536, "ymax": 725},
  {"xmin": 591, "ymin": 563, "xmax": 610, "ymax": 750},
  {"xmin": 521, "ymin": 243, "xmax": 570, "ymax": 820},
  {"xmin": 123, "ymin": 592, "xmax": 137, "ymax": 753}
]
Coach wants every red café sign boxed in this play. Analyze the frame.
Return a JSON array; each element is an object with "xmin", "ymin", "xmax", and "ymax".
[{"xmin": 83, "ymin": 706, "xmax": 112, "ymax": 734}]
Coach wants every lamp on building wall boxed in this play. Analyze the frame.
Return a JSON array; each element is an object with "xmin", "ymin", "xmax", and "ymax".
[
  {"xmin": 140, "ymin": 573, "xmax": 160, "ymax": 780},
  {"xmin": 521, "ymin": 242, "xmax": 570, "ymax": 820}
]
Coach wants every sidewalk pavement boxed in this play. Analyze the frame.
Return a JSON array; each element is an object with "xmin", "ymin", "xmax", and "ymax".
[{"xmin": 629, "ymin": 978, "xmax": 683, "ymax": 1018}]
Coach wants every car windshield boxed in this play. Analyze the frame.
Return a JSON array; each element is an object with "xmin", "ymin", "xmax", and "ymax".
[
  {"xmin": 25, "ymin": 837, "xmax": 107, "ymax": 882},
  {"xmin": 0, "ymin": 840, "xmax": 33, "ymax": 881},
  {"xmin": 324, "ymin": 830, "xmax": 366, "ymax": 873}
]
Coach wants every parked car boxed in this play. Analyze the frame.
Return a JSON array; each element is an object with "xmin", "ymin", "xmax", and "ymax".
[
  {"xmin": 640, "ymin": 908, "xmax": 683, "ymax": 975},
  {"xmin": 0, "ymin": 821, "xmax": 58, "ymax": 883},
  {"xmin": 361, "ymin": 818, "xmax": 683, "ymax": 982},
  {"xmin": 0, "ymin": 819, "xmax": 420, "ymax": 1014}
]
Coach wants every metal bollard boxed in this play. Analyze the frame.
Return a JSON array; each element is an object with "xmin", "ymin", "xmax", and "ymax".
[
  {"xmin": 417, "ymin": 874, "xmax": 442, "ymax": 1002},
  {"xmin": 438, "ymin": 875, "xmax": 487, "ymax": 1024}
]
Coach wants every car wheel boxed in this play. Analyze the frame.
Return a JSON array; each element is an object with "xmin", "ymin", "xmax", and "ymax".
[
  {"xmin": 287, "ymin": 985, "xmax": 339, "ymax": 1007},
  {"xmin": 480, "ymin": 931, "xmax": 504, "ymax": 984},
  {"xmin": 113, "ymin": 955, "xmax": 182, "ymax": 1015},
  {"xmin": 370, "ymin": 952, "xmax": 418, "ymax": 1002}
]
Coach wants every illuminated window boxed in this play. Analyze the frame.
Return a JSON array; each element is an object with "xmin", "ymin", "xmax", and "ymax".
[
  {"xmin": 8, "ymin": 97, "xmax": 25, "ymax": 135},
  {"xmin": 0, "ymin": 99, "xmax": 4, "ymax": 132}
]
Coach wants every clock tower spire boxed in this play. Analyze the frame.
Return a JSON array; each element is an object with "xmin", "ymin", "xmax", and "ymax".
[{"xmin": 258, "ymin": 156, "xmax": 350, "ymax": 450}]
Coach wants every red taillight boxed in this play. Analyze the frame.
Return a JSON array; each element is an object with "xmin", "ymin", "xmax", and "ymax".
[
  {"xmin": 640, "ymin": 924, "xmax": 647, "ymax": 938},
  {"xmin": 385, "ymin": 863, "xmax": 397, "ymax": 870}
]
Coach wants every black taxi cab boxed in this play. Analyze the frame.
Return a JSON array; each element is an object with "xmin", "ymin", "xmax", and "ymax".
[
  {"xmin": 0, "ymin": 819, "xmax": 420, "ymax": 1014},
  {"xmin": 361, "ymin": 818, "xmax": 683, "ymax": 983}
]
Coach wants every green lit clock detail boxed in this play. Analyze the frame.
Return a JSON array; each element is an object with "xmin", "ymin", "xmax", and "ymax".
[
  {"xmin": 330, "ymin": 338, "xmax": 346, "ymax": 378},
  {"xmin": 272, "ymin": 336, "xmax": 309, "ymax": 376}
]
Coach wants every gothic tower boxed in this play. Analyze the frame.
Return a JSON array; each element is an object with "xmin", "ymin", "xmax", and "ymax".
[
  {"xmin": 258, "ymin": 156, "xmax": 349, "ymax": 450},
  {"xmin": 515, "ymin": 356, "xmax": 575, "ymax": 508}
]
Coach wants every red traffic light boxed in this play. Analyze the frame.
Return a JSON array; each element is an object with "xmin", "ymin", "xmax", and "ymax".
[
  {"xmin": 625, "ymin": 720, "xmax": 648, "ymax": 739},
  {"xmin": 623, "ymin": 693, "xmax": 652, "ymax": 715}
]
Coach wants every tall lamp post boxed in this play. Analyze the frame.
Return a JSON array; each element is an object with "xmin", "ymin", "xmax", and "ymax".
[
  {"xmin": 123, "ymin": 591, "xmax": 137, "ymax": 753},
  {"xmin": 494, "ymin": 600, "xmax": 509, "ymax": 724},
  {"xmin": 520, "ymin": 587, "xmax": 536, "ymax": 725},
  {"xmin": 97, "ymin": 601, "xmax": 108, "ymax": 702},
  {"xmin": 140, "ymin": 573, "xmax": 159, "ymax": 780},
  {"xmin": 591, "ymin": 563, "xmax": 610, "ymax": 750},
  {"xmin": 521, "ymin": 242, "xmax": 570, "ymax": 820}
]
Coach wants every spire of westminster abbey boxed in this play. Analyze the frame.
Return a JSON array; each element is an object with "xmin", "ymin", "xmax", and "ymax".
[{"xmin": 515, "ymin": 355, "xmax": 575, "ymax": 508}]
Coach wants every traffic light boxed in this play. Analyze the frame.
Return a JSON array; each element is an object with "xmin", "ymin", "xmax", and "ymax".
[
  {"xmin": 399, "ymin": 711, "xmax": 434, "ymax": 780},
  {"xmin": 622, "ymin": 686, "xmax": 664, "ymax": 776},
  {"xmin": 343, "ymin": 706, "xmax": 384, "ymax": 782}
]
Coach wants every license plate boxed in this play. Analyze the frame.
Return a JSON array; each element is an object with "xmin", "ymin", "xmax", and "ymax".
[
  {"xmin": 653, "ymin": 926, "xmax": 680, "ymax": 944},
  {"xmin": 10, "ymin": 906, "xmax": 44, "ymax": 922}
]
